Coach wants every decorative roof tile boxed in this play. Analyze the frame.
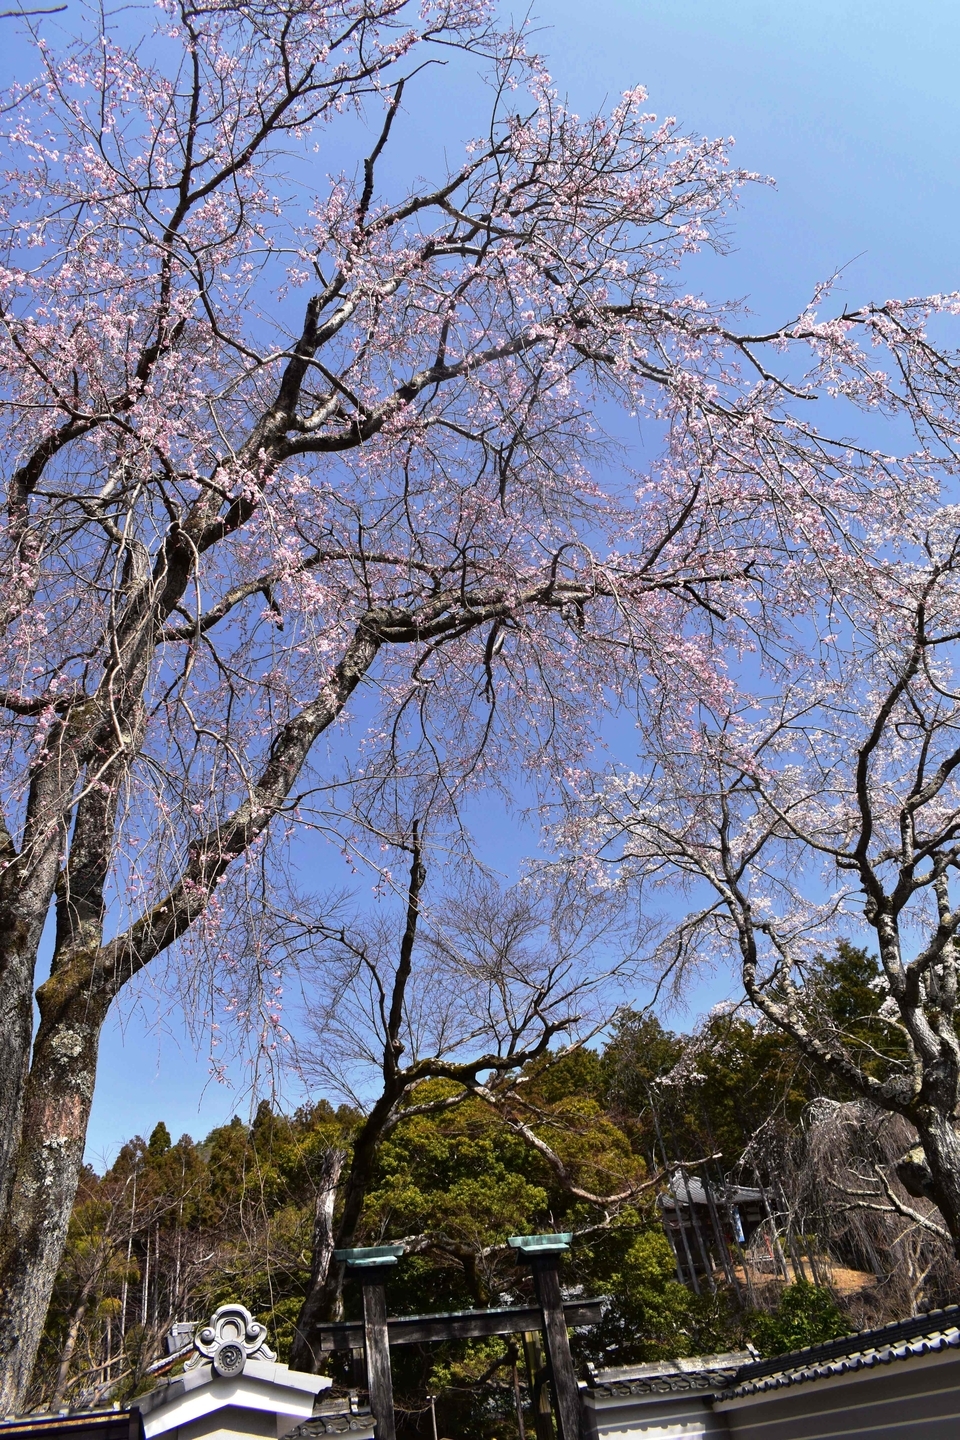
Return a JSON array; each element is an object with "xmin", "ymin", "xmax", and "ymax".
[
  {"xmin": 289, "ymin": 1417, "xmax": 374, "ymax": 1436},
  {"xmin": 588, "ymin": 1352, "xmax": 753, "ymax": 1396},
  {"xmin": 289, "ymin": 1404, "xmax": 375, "ymax": 1438}
]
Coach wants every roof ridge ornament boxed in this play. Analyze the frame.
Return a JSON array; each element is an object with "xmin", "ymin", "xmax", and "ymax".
[{"xmin": 186, "ymin": 1303, "xmax": 277, "ymax": 1378}]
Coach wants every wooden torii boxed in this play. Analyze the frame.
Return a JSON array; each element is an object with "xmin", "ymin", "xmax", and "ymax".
[{"xmin": 329, "ymin": 1235, "xmax": 600, "ymax": 1440}]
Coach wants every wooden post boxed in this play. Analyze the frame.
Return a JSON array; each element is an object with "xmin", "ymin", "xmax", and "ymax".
[
  {"xmin": 511, "ymin": 1352, "xmax": 528, "ymax": 1440},
  {"xmin": 334, "ymin": 1245, "xmax": 404, "ymax": 1440},
  {"xmin": 522, "ymin": 1330, "xmax": 554, "ymax": 1440},
  {"xmin": 360, "ymin": 1269, "xmax": 394, "ymax": 1440},
  {"xmin": 509, "ymin": 1236, "xmax": 580, "ymax": 1440},
  {"xmin": 531, "ymin": 1256, "xmax": 581, "ymax": 1440}
]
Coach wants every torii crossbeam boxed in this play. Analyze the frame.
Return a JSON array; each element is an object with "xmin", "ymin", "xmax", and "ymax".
[{"xmin": 331, "ymin": 1237, "xmax": 601, "ymax": 1440}]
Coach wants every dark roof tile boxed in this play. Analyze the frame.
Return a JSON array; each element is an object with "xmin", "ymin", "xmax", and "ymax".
[
  {"xmin": 724, "ymin": 1305, "xmax": 960, "ymax": 1398},
  {"xmin": 588, "ymin": 1352, "xmax": 753, "ymax": 1396},
  {"xmin": 588, "ymin": 1308, "xmax": 960, "ymax": 1403}
]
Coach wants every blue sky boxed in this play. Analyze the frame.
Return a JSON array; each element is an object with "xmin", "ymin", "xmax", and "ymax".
[
  {"xmin": 8, "ymin": 0, "xmax": 958, "ymax": 1162},
  {"xmin": 545, "ymin": 0, "xmax": 960, "ymax": 309}
]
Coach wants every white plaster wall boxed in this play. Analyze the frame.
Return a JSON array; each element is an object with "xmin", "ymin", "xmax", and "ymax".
[
  {"xmin": 583, "ymin": 1391, "xmax": 729, "ymax": 1440},
  {"xmin": 140, "ymin": 1363, "xmax": 330, "ymax": 1440}
]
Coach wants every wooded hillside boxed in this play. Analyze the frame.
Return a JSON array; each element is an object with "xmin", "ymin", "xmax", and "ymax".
[{"xmin": 33, "ymin": 945, "xmax": 960, "ymax": 1438}]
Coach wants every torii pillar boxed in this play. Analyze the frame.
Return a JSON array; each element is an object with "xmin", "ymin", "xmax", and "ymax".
[
  {"xmin": 508, "ymin": 1234, "xmax": 581, "ymax": 1440},
  {"xmin": 335, "ymin": 1245, "xmax": 405, "ymax": 1440}
]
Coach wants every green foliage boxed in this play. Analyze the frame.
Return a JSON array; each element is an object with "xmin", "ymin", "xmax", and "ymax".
[
  {"xmin": 425, "ymin": 1337, "xmax": 520, "ymax": 1440},
  {"xmin": 747, "ymin": 1282, "xmax": 849, "ymax": 1357},
  {"xmin": 601, "ymin": 1012, "xmax": 683, "ymax": 1117},
  {"xmin": 600, "ymin": 1007, "xmax": 809, "ymax": 1171},
  {"xmin": 40, "ymin": 939, "xmax": 899, "ymax": 1417},
  {"xmin": 584, "ymin": 1226, "xmax": 742, "ymax": 1364},
  {"xmin": 369, "ymin": 1090, "xmax": 549, "ymax": 1264},
  {"xmin": 607, "ymin": 1230, "xmax": 699, "ymax": 1356},
  {"xmin": 147, "ymin": 1123, "xmax": 171, "ymax": 1157},
  {"xmin": 814, "ymin": 941, "xmax": 884, "ymax": 1033},
  {"xmin": 807, "ymin": 941, "xmax": 909, "ymax": 1087},
  {"xmin": 530, "ymin": 1048, "xmax": 606, "ymax": 1106},
  {"xmin": 600, "ymin": 943, "xmax": 898, "ymax": 1174}
]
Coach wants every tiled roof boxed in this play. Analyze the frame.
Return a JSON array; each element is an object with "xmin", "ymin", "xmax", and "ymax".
[
  {"xmin": 723, "ymin": 1305, "xmax": 960, "ymax": 1399},
  {"xmin": 659, "ymin": 1174, "xmax": 761, "ymax": 1209},
  {"xmin": 587, "ymin": 1352, "xmax": 753, "ymax": 1396},
  {"xmin": 289, "ymin": 1400, "xmax": 375, "ymax": 1436},
  {"xmin": 289, "ymin": 1417, "xmax": 374, "ymax": 1436},
  {"xmin": 587, "ymin": 1307, "xmax": 960, "ymax": 1404}
]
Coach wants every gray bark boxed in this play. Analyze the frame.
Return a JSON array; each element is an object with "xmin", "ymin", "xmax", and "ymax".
[
  {"xmin": 0, "ymin": 983, "xmax": 108, "ymax": 1411},
  {"xmin": 914, "ymin": 1113, "xmax": 960, "ymax": 1260},
  {"xmin": 290, "ymin": 1148, "xmax": 347, "ymax": 1367}
]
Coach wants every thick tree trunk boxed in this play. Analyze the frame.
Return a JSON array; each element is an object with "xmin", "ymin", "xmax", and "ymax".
[
  {"xmin": 914, "ymin": 1111, "xmax": 960, "ymax": 1259},
  {"xmin": 0, "ymin": 935, "xmax": 42, "ymax": 1228},
  {"xmin": 0, "ymin": 769, "xmax": 77, "ymax": 1224},
  {"xmin": 0, "ymin": 979, "xmax": 109, "ymax": 1412}
]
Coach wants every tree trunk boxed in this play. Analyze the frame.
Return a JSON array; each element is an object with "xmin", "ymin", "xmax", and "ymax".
[
  {"xmin": 0, "ymin": 627, "xmax": 381, "ymax": 1411},
  {"xmin": 914, "ymin": 1111, "xmax": 960, "ymax": 1259},
  {"xmin": 50, "ymin": 1294, "xmax": 91, "ymax": 1409},
  {"xmin": 292, "ymin": 838, "xmax": 425, "ymax": 1370},
  {"xmin": 290, "ymin": 1098, "xmax": 398, "ymax": 1370},
  {"xmin": 0, "ymin": 983, "xmax": 107, "ymax": 1413},
  {"xmin": 290, "ymin": 1148, "xmax": 346, "ymax": 1371},
  {"xmin": 0, "ymin": 933, "xmax": 42, "ymax": 1230},
  {"xmin": 0, "ymin": 775, "xmax": 76, "ymax": 1225}
]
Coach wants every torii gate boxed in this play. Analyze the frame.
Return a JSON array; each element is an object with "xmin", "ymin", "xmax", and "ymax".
[{"xmin": 323, "ymin": 1235, "xmax": 602, "ymax": 1440}]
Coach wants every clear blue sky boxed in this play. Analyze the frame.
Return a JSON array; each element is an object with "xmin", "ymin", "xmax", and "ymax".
[{"xmin": 10, "ymin": 0, "xmax": 958, "ymax": 1162}]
